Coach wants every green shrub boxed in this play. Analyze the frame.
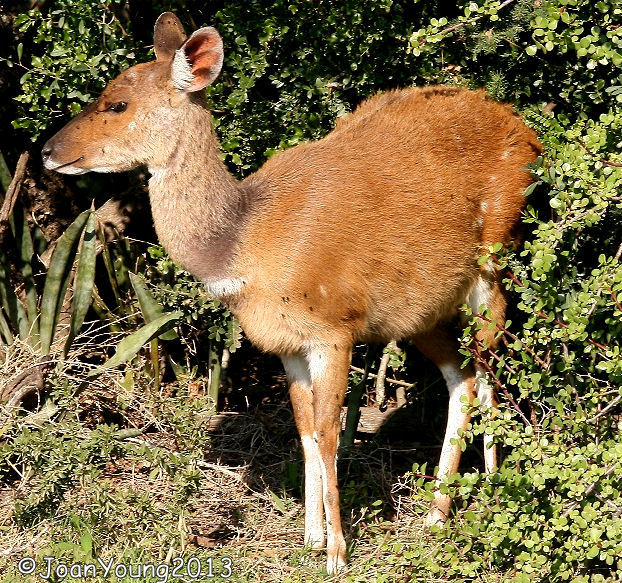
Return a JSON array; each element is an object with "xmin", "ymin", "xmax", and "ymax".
[{"xmin": 7, "ymin": 1, "xmax": 142, "ymax": 140}]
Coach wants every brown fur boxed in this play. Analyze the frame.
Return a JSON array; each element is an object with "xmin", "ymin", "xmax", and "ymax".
[
  {"xmin": 42, "ymin": 13, "xmax": 541, "ymax": 573},
  {"xmin": 235, "ymin": 86, "xmax": 539, "ymax": 353}
]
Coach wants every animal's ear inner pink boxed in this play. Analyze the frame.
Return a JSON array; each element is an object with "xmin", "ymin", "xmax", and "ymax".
[
  {"xmin": 153, "ymin": 12, "xmax": 187, "ymax": 61},
  {"xmin": 178, "ymin": 27, "xmax": 223, "ymax": 92}
]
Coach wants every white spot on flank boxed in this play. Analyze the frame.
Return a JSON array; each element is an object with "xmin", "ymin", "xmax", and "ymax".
[
  {"xmin": 128, "ymin": 121, "xmax": 137, "ymax": 131},
  {"xmin": 480, "ymin": 201, "xmax": 488, "ymax": 212},
  {"xmin": 319, "ymin": 285, "xmax": 327, "ymax": 297},
  {"xmin": 502, "ymin": 150, "xmax": 511, "ymax": 159},
  {"xmin": 204, "ymin": 277, "xmax": 246, "ymax": 298},
  {"xmin": 171, "ymin": 48, "xmax": 195, "ymax": 91}
]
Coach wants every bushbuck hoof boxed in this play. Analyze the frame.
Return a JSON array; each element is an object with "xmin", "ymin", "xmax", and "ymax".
[{"xmin": 325, "ymin": 537, "xmax": 347, "ymax": 575}]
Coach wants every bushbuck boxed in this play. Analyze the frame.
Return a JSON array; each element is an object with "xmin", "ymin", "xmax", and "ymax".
[{"xmin": 42, "ymin": 12, "xmax": 541, "ymax": 573}]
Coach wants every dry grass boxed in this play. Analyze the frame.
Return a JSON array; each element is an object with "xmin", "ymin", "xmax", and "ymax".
[
  {"xmin": 0, "ymin": 401, "xmax": 441, "ymax": 582},
  {"xmin": 0, "ymin": 334, "xmax": 488, "ymax": 583}
]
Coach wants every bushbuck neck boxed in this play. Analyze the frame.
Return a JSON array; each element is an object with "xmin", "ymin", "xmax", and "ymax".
[
  {"xmin": 42, "ymin": 11, "xmax": 542, "ymax": 575},
  {"xmin": 146, "ymin": 95, "xmax": 253, "ymax": 282}
]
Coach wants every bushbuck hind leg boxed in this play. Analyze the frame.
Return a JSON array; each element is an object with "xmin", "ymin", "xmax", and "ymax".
[
  {"xmin": 309, "ymin": 344, "xmax": 351, "ymax": 574},
  {"xmin": 282, "ymin": 355, "xmax": 325, "ymax": 550},
  {"xmin": 413, "ymin": 326, "xmax": 476, "ymax": 527},
  {"xmin": 475, "ymin": 367, "xmax": 498, "ymax": 472},
  {"xmin": 467, "ymin": 272, "xmax": 508, "ymax": 472}
]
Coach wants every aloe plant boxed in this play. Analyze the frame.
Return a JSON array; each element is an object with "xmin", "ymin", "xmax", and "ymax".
[
  {"xmin": 86, "ymin": 311, "xmax": 181, "ymax": 379},
  {"xmin": 0, "ymin": 154, "xmax": 181, "ymax": 404},
  {"xmin": 39, "ymin": 209, "xmax": 91, "ymax": 355}
]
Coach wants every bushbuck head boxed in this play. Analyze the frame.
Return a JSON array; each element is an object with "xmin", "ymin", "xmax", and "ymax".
[{"xmin": 41, "ymin": 13, "xmax": 223, "ymax": 175}]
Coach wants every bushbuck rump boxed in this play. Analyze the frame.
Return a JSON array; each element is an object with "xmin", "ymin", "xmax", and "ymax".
[{"xmin": 42, "ymin": 12, "xmax": 541, "ymax": 573}]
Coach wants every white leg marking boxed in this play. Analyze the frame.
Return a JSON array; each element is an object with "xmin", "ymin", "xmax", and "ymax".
[
  {"xmin": 466, "ymin": 276, "xmax": 492, "ymax": 314},
  {"xmin": 475, "ymin": 368, "xmax": 493, "ymax": 407},
  {"xmin": 282, "ymin": 354, "xmax": 311, "ymax": 387},
  {"xmin": 307, "ymin": 347, "xmax": 346, "ymax": 574},
  {"xmin": 437, "ymin": 363, "xmax": 471, "ymax": 481},
  {"xmin": 300, "ymin": 435, "xmax": 325, "ymax": 549},
  {"xmin": 307, "ymin": 348, "xmax": 327, "ymax": 383},
  {"xmin": 476, "ymin": 368, "xmax": 498, "ymax": 473},
  {"xmin": 425, "ymin": 362, "xmax": 472, "ymax": 527},
  {"xmin": 317, "ymin": 450, "xmax": 346, "ymax": 574},
  {"xmin": 282, "ymin": 355, "xmax": 324, "ymax": 550}
]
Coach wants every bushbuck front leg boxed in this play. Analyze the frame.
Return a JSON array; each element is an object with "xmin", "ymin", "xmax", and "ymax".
[
  {"xmin": 309, "ymin": 345, "xmax": 351, "ymax": 574},
  {"xmin": 414, "ymin": 327, "xmax": 476, "ymax": 527},
  {"xmin": 282, "ymin": 355, "xmax": 325, "ymax": 550}
]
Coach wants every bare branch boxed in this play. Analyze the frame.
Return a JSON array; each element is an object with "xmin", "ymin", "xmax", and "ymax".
[
  {"xmin": 349, "ymin": 365, "xmax": 414, "ymax": 389},
  {"xmin": 586, "ymin": 394, "xmax": 622, "ymax": 423},
  {"xmin": 418, "ymin": 0, "xmax": 516, "ymax": 46},
  {"xmin": 375, "ymin": 340, "xmax": 398, "ymax": 409},
  {"xmin": 0, "ymin": 152, "xmax": 29, "ymax": 236},
  {"xmin": 563, "ymin": 463, "xmax": 620, "ymax": 517}
]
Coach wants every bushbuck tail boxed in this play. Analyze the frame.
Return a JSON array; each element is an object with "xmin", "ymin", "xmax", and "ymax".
[{"xmin": 42, "ymin": 12, "xmax": 541, "ymax": 573}]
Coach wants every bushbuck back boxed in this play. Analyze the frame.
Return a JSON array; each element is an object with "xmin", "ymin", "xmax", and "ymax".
[{"xmin": 42, "ymin": 12, "xmax": 541, "ymax": 573}]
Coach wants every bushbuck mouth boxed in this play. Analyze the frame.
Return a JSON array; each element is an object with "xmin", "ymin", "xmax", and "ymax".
[{"xmin": 43, "ymin": 156, "xmax": 86, "ymax": 174}]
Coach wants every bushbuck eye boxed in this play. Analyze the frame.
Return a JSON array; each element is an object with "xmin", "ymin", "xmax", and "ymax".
[{"xmin": 108, "ymin": 101, "xmax": 128, "ymax": 113}]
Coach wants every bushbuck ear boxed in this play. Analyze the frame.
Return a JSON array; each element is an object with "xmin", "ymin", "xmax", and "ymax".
[
  {"xmin": 171, "ymin": 27, "xmax": 223, "ymax": 92},
  {"xmin": 154, "ymin": 12, "xmax": 187, "ymax": 61}
]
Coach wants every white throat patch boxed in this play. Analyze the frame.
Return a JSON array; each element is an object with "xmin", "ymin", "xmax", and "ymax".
[{"xmin": 204, "ymin": 277, "xmax": 246, "ymax": 298}]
